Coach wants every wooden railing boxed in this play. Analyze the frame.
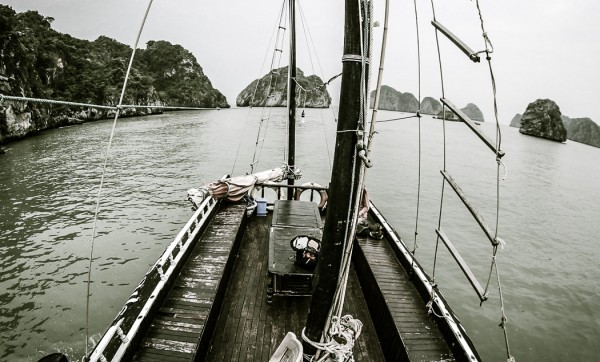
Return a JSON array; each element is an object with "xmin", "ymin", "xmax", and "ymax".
[{"xmin": 88, "ymin": 196, "xmax": 219, "ymax": 362}]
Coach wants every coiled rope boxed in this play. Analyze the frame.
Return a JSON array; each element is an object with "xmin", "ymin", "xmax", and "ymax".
[
  {"xmin": 301, "ymin": 315, "xmax": 363, "ymax": 362},
  {"xmin": 84, "ymin": 0, "xmax": 155, "ymax": 356}
]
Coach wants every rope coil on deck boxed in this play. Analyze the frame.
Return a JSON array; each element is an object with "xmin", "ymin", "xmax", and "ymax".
[{"xmin": 301, "ymin": 315, "xmax": 363, "ymax": 362}]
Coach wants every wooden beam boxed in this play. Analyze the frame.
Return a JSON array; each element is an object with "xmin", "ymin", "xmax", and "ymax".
[
  {"xmin": 431, "ymin": 20, "xmax": 480, "ymax": 62},
  {"xmin": 436, "ymin": 228, "xmax": 488, "ymax": 303},
  {"xmin": 440, "ymin": 98, "xmax": 505, "ymax": 158},
  {"xmin": 441, "ymin": 170, "xmax": 498, "ymax": 247}
]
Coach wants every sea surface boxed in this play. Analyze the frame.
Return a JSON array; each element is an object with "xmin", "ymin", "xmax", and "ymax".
[{"xmin": 0, "ymin": 108, "xmax": 599, "ymax": 361}]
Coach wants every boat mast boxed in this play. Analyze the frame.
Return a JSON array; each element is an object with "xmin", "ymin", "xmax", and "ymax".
[
  {"xmin": 302, "ymin": 0, "xmax": 365, "ymax": 355},
  {"xmin": 287, "ymin": 0, "xmax": 297, "ymax": 200}
]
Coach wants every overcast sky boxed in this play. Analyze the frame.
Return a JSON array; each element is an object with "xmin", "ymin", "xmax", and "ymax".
[{"xmin": 3, "ymin": 0, "xmax": 599, "ymax": 124}]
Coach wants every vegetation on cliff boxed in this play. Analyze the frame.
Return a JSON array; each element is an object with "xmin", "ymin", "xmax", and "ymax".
[
  {"xmin": 0, "ymin": 6, "xmax": 227, "ymax": 108},
  {"xmin": 0, "ymin": 5, "xmax": 228, "ymax": 143},
  {"xmin": 236, "ymin": 66, "xmax": 331, "ymax": 108}
]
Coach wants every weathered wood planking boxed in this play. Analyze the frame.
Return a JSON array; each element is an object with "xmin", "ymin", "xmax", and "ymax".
[
  {"xmin": 132, "ymin": 203, "xmax": 247, "ymax": 361},
  {"xmin": 205, "ymin": 209, "xmax": 386, "ymax": 361},
  {"xmin": 355, "ymin": 235, "xmax": 454, "ymax": 361}
]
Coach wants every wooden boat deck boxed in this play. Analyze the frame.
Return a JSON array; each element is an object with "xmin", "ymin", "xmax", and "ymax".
[
  {"xmin": 355, "ymin": 234, "xmax": 454, "ymax": 361},
  {"xmin": 205, "ymin": 210, "xmax": 386, "ymax": 361},
  {"xmin": 132, "ymin": 203, "xmax": 247, "ymax": 361},
  {"xmin": 128, "ymin": 201, "xmax": 459, "ymax": 361}
]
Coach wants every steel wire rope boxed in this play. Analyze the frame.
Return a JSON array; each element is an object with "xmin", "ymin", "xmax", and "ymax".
[
  {"xmin": 231, "ymin": 0, "xmax": 284, "ymax": 175},
  {"xmin": 411, "ymin": 0, "xmax": 423, "ymax": 258},
  {"xmin": 248, "ymin": 0, "xmax": 288, "ymax": 174},
  {"xmin": 0, "ymin": 96, "xmax": 219, "ymax": 111},
  {"xmin": 297, "ymin": 2, "xmax": 339, "ymax": 170},
  {"xmin": 84, "ymin": 0, "xmax": 154, "ymax": 356},
  {"xmin": 0, "ymin": 95, "xmax": 116, "ymax": 110}
]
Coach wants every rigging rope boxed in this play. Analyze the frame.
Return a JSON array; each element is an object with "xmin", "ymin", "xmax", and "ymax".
[
  {"xmin": 246, "ymin": 0, "xmax": 288, "ymax": 175},
  {"xmin": 0, "ymin": 95, "xmax": 218, "ymax": 111},
  {"xmin": 426, "ymin": 1, "xmax": 515, "ymax": 360},
  {"xmin": 297, "ymin": 1, "xmax": 336, "ymax": 170},
  {"xmin": 430, "ymin": 0, "xmax": 446, "ymax": 284},
  {"xmin": 305, "ymin": 3, "xmax": 373, "ymax": 361},
  {"xmin": 0, "ymin": 95, "xmax": 115, "ymax": 110},
  {"xmin": 411, "ymin": 0, "xmax": 423, "ymax": 257},
  {"xmin": 84, "ymin": 0, "xmax": 155, "ymax": 356},
  {"xmin": 474, "ymin": 0, "xmax": 514, "ymax": 359}
]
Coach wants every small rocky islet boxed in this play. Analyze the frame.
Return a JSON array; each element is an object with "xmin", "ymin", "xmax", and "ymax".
[{"xmin": 510, "ymin": 99, "xmax": 600, "ymax": 148}]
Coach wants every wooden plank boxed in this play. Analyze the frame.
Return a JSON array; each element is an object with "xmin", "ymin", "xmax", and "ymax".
[
  {"xmin": 440, "ymin": 97, "xmax": 505, "ymax": 158},
  {"xmin": 135, "ymin": 347, "xmax": 192, "ymax": 361},
  {"xmin": 431, "ymin": 20, "xmax": 480, "ymax": 62},
  {"xmin": 131, "ymin": 203, "xmax": 247, "ymax": 361},
  {"xmin": 205, "ymin": 206, "xmax": 385, "ymax": 361},
  {"xmin": 440, "ymin": 170, "xmax": 499, "ymax": 247},
  {"xmin": 357, "ymin": 231, "xmax": 454, "ymax": 361},
  {"xmin": 436, "ymin": 228, "xmax": 488, "ymax": 302}
]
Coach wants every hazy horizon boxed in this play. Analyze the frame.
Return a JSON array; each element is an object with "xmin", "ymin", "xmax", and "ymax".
[{"xmin": 2, "ymin": 0, "xmax": 599, "ymax": 124}]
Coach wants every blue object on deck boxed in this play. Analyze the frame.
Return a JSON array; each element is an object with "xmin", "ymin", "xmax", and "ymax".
[{"xmin": 256, "ymin": 198, "xmax": 268, "ymax": 216}]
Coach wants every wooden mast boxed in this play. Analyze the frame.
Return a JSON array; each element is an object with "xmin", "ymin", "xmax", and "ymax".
[
  {"xmin": 287, "ymin": 0, "xmax": 297, "ymax": 200},
  {"xmin": 302, "ymin": 0, "xmax": 364, "ymax": 356}
]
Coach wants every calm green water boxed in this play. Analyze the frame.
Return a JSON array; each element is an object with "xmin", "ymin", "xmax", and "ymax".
[{"xmin": 0, "ymin": 108, "xmax": 599, "ymax": 361}]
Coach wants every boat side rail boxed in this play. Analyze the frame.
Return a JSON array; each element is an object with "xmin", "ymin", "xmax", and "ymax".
[
  {"xmin": 260, "ymin": 182, "xmax": 329, "ymax": 192},
  {"xmin": 368, "ymin": 201, "xmax": 480, "ymax": 362},
  {"xmin": 88, "ymin": 196, "xmax": 219, "ymax": 362},
  {"xmin": 257, "ymin": 182, "xmax": 328, "ymax": 202}
]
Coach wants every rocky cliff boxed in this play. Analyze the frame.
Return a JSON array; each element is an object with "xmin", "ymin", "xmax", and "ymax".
[
  {"xmin": 369, "ymin": 87, "xmax": 483, "ymax": 121},
  {"xmin": 420, "ymin": 97, "xmax": 442, "ymax": 115},
  {"xmin": 461, "ymin": 103, "xmax": 484, "ymax": 122},
  {"xmin": 436, "ymin": 103, "xmax": 484, "ymax": 122},
  {"xmin": 512, "ymin": 110, "xmax": 600, "ymax": 148},
  {"xmin": 519, "ymin": 99, "xmax": 567, "ymax": 142},
  {"xmin": 562, "ymin": 116, "xmax": 600, "ymax": 148},
  {"xmin": 509, "ymin": 114, "xmax": 522, "ymax": 127},
  {"xmin": 236, "ymin": 66, "xmax": 331, "ymax": 108},
  {"xmin": 369, "ymin": 85, "xmax": 419, "ymax": 112},
  {"xmin": 0, "ymin": 5, "xmax": 228, "ymax": 144}
]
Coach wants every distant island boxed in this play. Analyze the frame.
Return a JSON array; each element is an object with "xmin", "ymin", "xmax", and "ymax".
[
  {"xmin": 236, "ymin": 66, "xmax": 331, "ymax": 108},
  {"xmin": 510, "ymin": 99, "xmax": 600, "ymax": 148},
  {"xmin": 368, "ymin": 85, "xmax": 484, "ymax": 122},
  {"xmin": 0, "ymin": 5, "xmax": 228, "ymax": 144}
]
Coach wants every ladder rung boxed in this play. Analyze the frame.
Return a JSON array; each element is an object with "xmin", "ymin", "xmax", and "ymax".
[
  {"xmin": 440, "ymin": 98, "xmax": 505, "ymax": 158},
  {"xmin": 436, "ymin": 228, "xmax": 488, "ymax": 302},
  {"xmin": 441, "ymin": 170, "xmax": 498, "ymax": 247},
  {"xmin": 431, "ymin": 20, "xmax": 480, "ymax": 63}
]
